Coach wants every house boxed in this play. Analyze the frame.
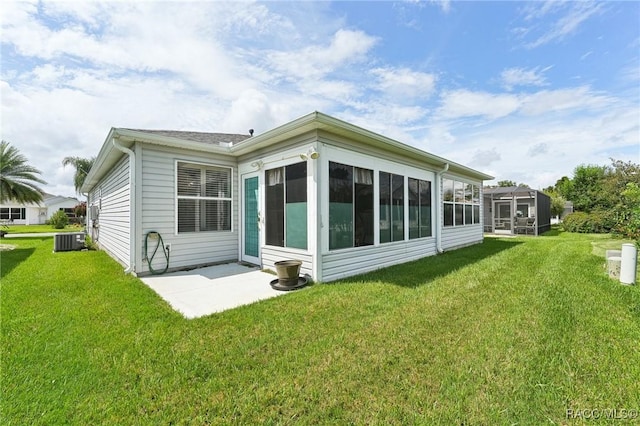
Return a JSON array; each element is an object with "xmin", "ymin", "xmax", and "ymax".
[
  {"xmin": 0, "ymin": 194, "xmax": 79, "ymax": 225},
  {"xmin": 482, "ymin": 186, "xmax": 551, "ymax": 235},
  {"xmin": 551, "ymin": 201, "xmax": 574, "ymax": 224},
  {"xmin": 81, "ymin": 112, "xmax": 493, "ymax": 281}
]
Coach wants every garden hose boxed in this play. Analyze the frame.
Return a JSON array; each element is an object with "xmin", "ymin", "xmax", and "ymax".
[{"xmin": 144, "ymin": 231, "xmax": 170, "ymax": 275}]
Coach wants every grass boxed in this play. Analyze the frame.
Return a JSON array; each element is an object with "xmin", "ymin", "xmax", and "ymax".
[
  {"xmin": 4, "ymin": 224, "xmax": 85, "ymax": 234},
  {"xmin": 2, "ymin": 231, "xmax": 639, "ymax": 424}
]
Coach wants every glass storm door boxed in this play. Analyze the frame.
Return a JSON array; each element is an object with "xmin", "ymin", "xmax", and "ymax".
[{"xmin": 242, "ymin": 174, "xmax": 260, "ymax": 265}]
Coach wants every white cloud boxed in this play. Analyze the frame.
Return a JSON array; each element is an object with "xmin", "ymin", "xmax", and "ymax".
[
  {"xmin": 518, "ymin": 1, "xmax": 606, "ymax": 49},
  {"xmin": 265, "ymin": 29, "xmax": 378, "ymax": 81},
  {"xmin": 519, "ymin": 86, "xmax": 612, "ymax": 115},
  {"xmin": 527, "ymin": 143, "xmax": 549, "ymax": 157},
  {"xmin": 371, "ymin": 67, "xmax": 437, "ymax": 100},
  {"xmin": 471, "ymin": 148, "xmax": 501, "ymax": 168},
  {"xmin": 436, "ymin": 86, "xmax": 613, "ymax": 122},
  {"xmin": 437, "ymin": 90, "xmax": 521, "ymax": 120},
  {"xmin": 501, "ymin": 67, "xmax": 550, "ymax": 90}
]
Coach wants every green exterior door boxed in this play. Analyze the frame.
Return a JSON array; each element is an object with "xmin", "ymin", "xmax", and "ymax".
[{"xmin": 242, "ymin": 175, "xmax": 260, "ymax": 264}]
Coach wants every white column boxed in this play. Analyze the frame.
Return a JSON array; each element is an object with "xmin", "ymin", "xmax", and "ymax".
[{"xmin": 620, "ymin": 243, "xmax": 637, "ymax": 285}]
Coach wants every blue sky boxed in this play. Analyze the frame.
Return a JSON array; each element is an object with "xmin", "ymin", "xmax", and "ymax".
[{"xmin": 1, "ymin": 0, "xmax": 638, "ymax": 197}]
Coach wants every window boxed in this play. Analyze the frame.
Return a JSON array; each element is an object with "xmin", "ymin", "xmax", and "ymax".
[
  {"xmin": 266, "ymin": 162, "xmax": 307, "ymax": 249},
  {"xmin": 59, "ymin": 207, "xmax": 76, "ymax": 218},
  {"xmin": 443, "ymin": 178, "xmax": 481, "ymax": 227},
  {"xmin": 409, "ymin": 178, "xmax": 432, "ymax": 239},
  {"xmin": 329, "ymin": 162, "xmax": 374, "ymax": 250},
  {"xmin": 177, "ymin": 162, "xmax": 231, "ymax": 233},
  {"xmin": 0, "ymin": 208, "xmax": 25, "ymax": 220},
  {"xmin": 380, "ymin": 172, "xmax": 404, "ymax": 243}
]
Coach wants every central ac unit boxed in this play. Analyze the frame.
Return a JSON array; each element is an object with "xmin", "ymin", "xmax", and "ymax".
[{"xmin": 54, "ymin": 232, "xmax": 86, "ymax": 252}]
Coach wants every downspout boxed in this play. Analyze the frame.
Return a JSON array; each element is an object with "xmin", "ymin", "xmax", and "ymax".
[
  {"xmin": 112, "ymin": 137, "xmax": 136, "ymax": 274},
  {"xmin": 435, "ymin": 163, "xmax": 449, "ymax": 253},
  {"xmin": 81, "ymin": 192, "xmax": 88, "ymax": 233}
]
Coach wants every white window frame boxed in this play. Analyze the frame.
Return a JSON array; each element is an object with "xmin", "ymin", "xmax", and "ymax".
[
  {"xmin": 175, "ymin": 160, "xmax": 234, "ymax": 234},
  {"xmin": 443, "ymin": 178, "xmax": 481, "ymax": 227},
  {"xmin": 322, "ymin": 145, "xmax": 436, "ymax": 253}
]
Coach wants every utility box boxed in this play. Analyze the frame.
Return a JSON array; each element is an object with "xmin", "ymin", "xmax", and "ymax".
[{"xmin": 54, "ymin": 232, "xmax": 86, "ymax": 252}]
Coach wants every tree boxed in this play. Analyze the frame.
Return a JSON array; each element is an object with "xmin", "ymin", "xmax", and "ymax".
[
  {"xmin": 555, "ymin": 159, "xmax": 640, "ymax": 237},
  {"xmin": 62, "ymin": 156, "xmax": 95, "ymax": 194},
  {"xmin": 497, "ymin": 180, "xmax": 516, "ymax": 187},
  {"xmin": 550, "ymin": 193, "xmax": 567, "ymax": 218},
  {"xmin": 553, "ymin": 176, "xmax": 574, "ymax": 200},
  {"xmin": 0, "ymin": 140, "xmax": 46, "ymax": 204},
  {"xmin": 567, "ymin": 164, "xmax": 607, "ymax": 212},
  {"xmin": 74, "ymin": 201, "xmax": 87, "ymax": 218}
]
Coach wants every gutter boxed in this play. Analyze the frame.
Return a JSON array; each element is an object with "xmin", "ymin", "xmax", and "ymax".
[
  {"xmin": 112, "ymin": 137, "xmax": 136, "ymax": 274},
  {"xmin": 435, "ymin": 163, "xmax": 449, "ymax": 253}
]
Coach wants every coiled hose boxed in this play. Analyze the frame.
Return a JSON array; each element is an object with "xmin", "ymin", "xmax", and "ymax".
[{"xmin": 144, "ymin": 231, "xmax": 170, "ymax": 275}]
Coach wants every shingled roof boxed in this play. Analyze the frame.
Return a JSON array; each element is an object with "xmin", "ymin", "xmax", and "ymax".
[
  {"xmin": 122, "ymin": 129, "xmax": 251, "ymax": 146},
  {"xmin": 483, "ymin": 186, "xmax": 540, "ymax": 197}
]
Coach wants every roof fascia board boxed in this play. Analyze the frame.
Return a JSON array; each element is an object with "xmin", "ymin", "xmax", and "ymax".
[{"xmin": 81, "ymin": 127, "xmax": 119, "ymax": 193}]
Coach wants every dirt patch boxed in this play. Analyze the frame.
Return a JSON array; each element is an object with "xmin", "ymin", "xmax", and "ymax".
[{"xmin": 0, "ymin": 244, "xmax": 16, "ymax": 251}]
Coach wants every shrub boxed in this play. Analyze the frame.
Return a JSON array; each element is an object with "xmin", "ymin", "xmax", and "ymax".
[
  {"xmin": 84, "ymin": 234, "xmax": 97, "ymax": 250},
  {"xmin": 561, "ymin": 210, "xmax": 615, "ymax": 234},
  {"xmin": 49, "ymin": 210, "xmax": 69, "ymax": 229},
  {"xmin": 74, "ymin": 202, "xmax": 86, "ymax": 218}
]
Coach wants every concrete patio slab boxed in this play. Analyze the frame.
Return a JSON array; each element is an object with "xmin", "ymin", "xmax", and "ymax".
[{"xmin": 140, "ymin": 263, "xmax": 290, "ymax": 318}]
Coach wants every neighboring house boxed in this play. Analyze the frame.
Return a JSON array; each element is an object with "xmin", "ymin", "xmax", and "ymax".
[
  {"xmin": 551, "ymin": 201, "xmax": 574, "ymax": 224},
  {"xmin": 81, "ymin": 111, "xmax": 493, "ymax": 281},
  {"xmin": 0, "ymin": 194, "xmax": 79, "ymax": 225},
  {"xmin": 483, "ymin": 186, "xmax": 551, "ymax": 236}
]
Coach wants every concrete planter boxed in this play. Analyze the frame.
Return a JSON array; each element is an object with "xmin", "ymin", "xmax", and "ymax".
[{"xmin": 274, "ymin": 260, "xmax": 302, "ymax": 287}]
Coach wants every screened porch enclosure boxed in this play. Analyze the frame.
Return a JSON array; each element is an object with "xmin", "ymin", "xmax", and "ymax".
[{"xmin": 483, "ymin": 186, "xmax": 551, "ymax": 236}]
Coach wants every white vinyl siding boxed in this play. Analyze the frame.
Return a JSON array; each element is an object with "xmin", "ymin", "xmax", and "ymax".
[
  {"xmin": 262, "ymin": 246, "xmax": 313, "ymax": 278},
  {"xmin": 441, "ymin": 226, "xmax": 483, "ymax": 250},
  {"xmin": 441, "ymin": 175, "xmax": 483, "ymax": 250},
  {"xmin": 319, "ymin": 140, "xmax": 438, "ymax": 282},
  {"xmin": 322, "ymin": 238, "xmax": 437, "ymax": 282},
  {"xmin": 139, "ymin": 145, "xmax": 238, "ymax": 274},
  {"xmin": 89, "ymin": 156, "xmax": 130, "ymax": 266}
]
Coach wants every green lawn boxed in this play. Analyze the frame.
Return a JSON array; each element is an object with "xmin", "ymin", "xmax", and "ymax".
[{"xmin": 2, "ymin": 231, "xmax": 639, "ymax": 424}]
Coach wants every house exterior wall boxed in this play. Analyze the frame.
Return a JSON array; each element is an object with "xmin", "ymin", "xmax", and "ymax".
[
  {"xmin": 317, "ymin": 134, "xmax": 439, "ymax": 282},
  {"xmin": 46, "ymin": 198, "xmax": 81, "ymax": 222},
  {"xmin": 138, "ymin": 144, "xmax": 239, "ymax": 275},
  {"xmin": 237, "ymin": 133, "xmax": 319, "ymax": 277},
  {"xmin": 440, "ymin": 173, "xmax": 484, "ymax": 250},
  {"xmin": 88, "ymin": 155, "xmax": 131, "ymax": 267},
  {"xmin": 0, "ymin": 202, "xmax": 43, "ymax": 225},
  {"xmin": 322, "ymin": 239, "xmax": 437, "ymax": 282},
  {"xmin": 84, "ymin": 115, "xmax": 492, "ymax": 281}
]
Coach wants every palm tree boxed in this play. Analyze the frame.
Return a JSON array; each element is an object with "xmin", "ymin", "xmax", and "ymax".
[
  {"xmin": 0, "ymin": 140, "xmax": 46, "ymax": 204},
  {"xmin": 62, "ymin": 156, "xmax": 95, "ymax": 194}
]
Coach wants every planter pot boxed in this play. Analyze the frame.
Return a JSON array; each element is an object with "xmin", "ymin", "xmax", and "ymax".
[{"xmin": 274, "ymin": 260, "xmax": 302, "ymax": 287}]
